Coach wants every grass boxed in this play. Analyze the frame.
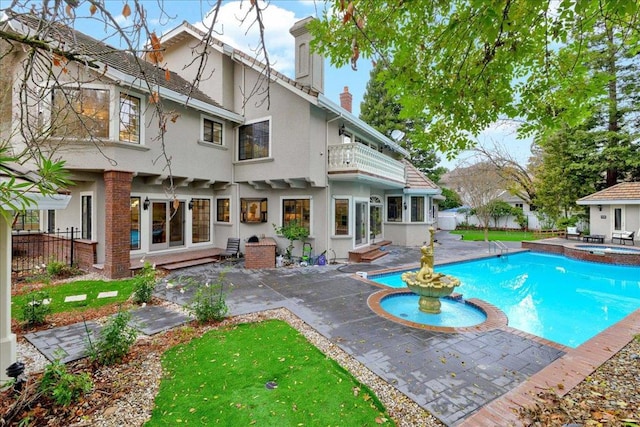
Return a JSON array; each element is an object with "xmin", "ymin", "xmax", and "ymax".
[
  {"xmin": 451, "ymin": 229, "xmax": 536, "ymax": 241},
  {"xmin": 11, "ymin": 278, "xmax": 137, "ymax": 319},
  {"xmin": 147, "ymin": 320, "xmax": 393, "ymax": 426}
]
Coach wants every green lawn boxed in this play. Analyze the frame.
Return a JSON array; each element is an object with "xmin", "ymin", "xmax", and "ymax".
[
  {"xmin": 11, "ymin": 279, "xmax": 136, "ymax": 319},
  {"xmin": 147, "ymin": 320, "xmax": 393, "ymax": 426},
  {"xmin": 450, "ymin": 229, "xmax": 536, "ymax": 241}
]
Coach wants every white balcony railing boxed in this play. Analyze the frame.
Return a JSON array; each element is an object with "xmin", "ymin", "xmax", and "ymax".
[{"xmin": 327, "ymin": 143, "xmax": 405, "ymax": 184}]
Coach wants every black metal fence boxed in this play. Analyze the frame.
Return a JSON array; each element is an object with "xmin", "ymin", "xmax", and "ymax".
[{"xmin": 11, "ymin": 227, "xmax": 78, "ymax": 275}]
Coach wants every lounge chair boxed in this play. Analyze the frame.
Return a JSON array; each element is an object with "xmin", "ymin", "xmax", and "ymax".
[
  {"xmin": 612, "ymin": 230, "xmax": 635, "ymax": 245},
  {"xmin": 566, "ymin": 226, "xmax": 581, "ymax": 240},
  {"xmin": 219, "ymin": 237, "xmax": 241, "ymax": 259}
]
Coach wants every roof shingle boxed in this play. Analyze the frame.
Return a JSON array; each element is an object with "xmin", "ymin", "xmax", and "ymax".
[{"xmin": 577, "ymin": 182, "xmax": 640, "ymax": 203}]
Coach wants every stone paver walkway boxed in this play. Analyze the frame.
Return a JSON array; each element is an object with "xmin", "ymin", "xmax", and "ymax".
[
  {"xmin": 25, "ymin": 321, "xmax": 101, "ymax": 364},
  {"xmin": 25, "ymin": 305, "xmax": 192, "ymax": 365}
]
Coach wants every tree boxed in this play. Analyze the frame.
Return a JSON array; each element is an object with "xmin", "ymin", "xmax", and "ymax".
[
  {"xmin": 309, "ymin": 1, "xmax": 640, "ymax": 156},
  {"xmin": 486, "ymin": 199, "xmax": 514, "ymax": 229},
  {"xmin": 448, "ymin": 162, "xmax": 505, "ymax": 241},
  {"xmin": 531, "ymin": 125, "xmax": 600, "ymax": 224},
  {"xmin": 474, "ymin": 143, "xmax": 535, "ymax": 206},
  {"xmin": 359, "ymin": 63, "xmax": 441, "ymax": 177},
  {"xmin": 438, "ymin": 187, "xmax": 462, "ymax": 211}
]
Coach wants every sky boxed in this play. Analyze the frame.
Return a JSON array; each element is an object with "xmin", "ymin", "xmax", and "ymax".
[{"xmin": 73, "ymin": 0, "xmax": 532, "ymax": 170}]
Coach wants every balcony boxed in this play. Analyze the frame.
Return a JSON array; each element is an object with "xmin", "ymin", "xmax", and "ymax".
[{"xmin": 327, "ymin": 143, "xmax": 406, "ymax": 186}]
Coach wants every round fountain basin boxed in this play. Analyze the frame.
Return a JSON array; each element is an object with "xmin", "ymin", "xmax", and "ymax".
[{"xmin": 380, "ymin": 292, "xmax": 486, "ymax": 328}]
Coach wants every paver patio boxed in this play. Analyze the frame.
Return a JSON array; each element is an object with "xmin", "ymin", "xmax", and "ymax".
[{"xmin": 24, "ymin": 232, "xmax": 639, "ymax": 426}]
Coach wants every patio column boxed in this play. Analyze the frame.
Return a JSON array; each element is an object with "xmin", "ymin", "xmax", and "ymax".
[
  {"xmin": 103, "ymin": 170, "xmax": 133, "ymax": 279},
  {"xmin": 0, "ymin": 216, "xmax": 16, "ymax": 384}
]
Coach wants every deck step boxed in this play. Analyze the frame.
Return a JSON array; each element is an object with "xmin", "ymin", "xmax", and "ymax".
[
  {"xmin": 348, "ymin": 240, "xmax": 392, "ymax": 263},
  {"xmin": 159, "ymin": 257, "xmax": 220, "ymax": 271},
  {"xmin": 360, "ymin": 250, "xmax": 388, "ymax": 262}
]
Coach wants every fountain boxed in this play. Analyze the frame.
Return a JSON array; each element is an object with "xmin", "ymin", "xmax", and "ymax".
[{"xmin": 401, "ymin": 227, "xmax": 460, "ymax": 314}]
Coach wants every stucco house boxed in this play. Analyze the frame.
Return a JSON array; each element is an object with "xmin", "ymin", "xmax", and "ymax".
[
  {"xmin": 577, "ymin": 182, "xmax": 640, "ymax": 242},
  {"xmin": 1, "ymin": 15, "xmax": 441, "ymax": 279}
]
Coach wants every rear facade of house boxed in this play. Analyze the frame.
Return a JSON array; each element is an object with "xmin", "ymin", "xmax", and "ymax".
[{"xmin": 2, "ymin": 16, "xmax": 441, "ymax": 278}]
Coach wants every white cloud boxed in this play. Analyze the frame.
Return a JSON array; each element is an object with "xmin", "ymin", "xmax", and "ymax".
[{"xmin": 195, "ymin": 2, "xmax": 300, "ymax": 77}]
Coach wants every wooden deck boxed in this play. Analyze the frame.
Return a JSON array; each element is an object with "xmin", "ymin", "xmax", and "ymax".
[{"xmin": 130, "ymin": 247, "xmax": 224, "ymax": 272}]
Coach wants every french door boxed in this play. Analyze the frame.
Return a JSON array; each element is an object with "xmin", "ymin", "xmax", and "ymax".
[
  {"xmin": 355, "ymin": 201, "xmax": 368, "ymax": 246},
  {"xmin": 150, "ymin": 200, "xmax": 185, "ymax": 250}
]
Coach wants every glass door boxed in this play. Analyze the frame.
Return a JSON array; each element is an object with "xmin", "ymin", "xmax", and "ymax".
[
  {"xmin": 150, "ymin": 200, "xmax": 185, "ymax": 250},
  {"xmin": 355, "ymin": 201, "xmax": 368, "ymax": 246},
  {"xmin": 169, "ymin": 201, "xmax": 185, "ymax": 247},
  {"xmin": 370, "ymin": 205, "xmax": 382, "ymax": 243}
]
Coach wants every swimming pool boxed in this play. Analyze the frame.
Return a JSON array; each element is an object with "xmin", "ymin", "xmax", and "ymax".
[{"xmin": 371, "ymin": 252, "xmax": 640, "ymax": 348}]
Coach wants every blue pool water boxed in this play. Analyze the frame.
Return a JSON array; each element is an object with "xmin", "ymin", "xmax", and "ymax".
[
  {"xmin": 380, "ymin": 294, "xmax": 486, "ymax": 327},
  {"xmin": 372, "ymin": 252, "xmax": 640, "ymax": 348}
]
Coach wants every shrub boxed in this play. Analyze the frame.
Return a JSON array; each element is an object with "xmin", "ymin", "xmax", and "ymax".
[
  {"xmin": 20, "ymin": 291, "xmax": 52, "ymax": 326},
  {"xmin": 132, "ymin": 261, "xmax": 157, "ymax": 304},
  {"xmin": 46, "ymin": 260, "xmax": 67, "ymax": 276},
  {"xmin": 188, "ymin": 272, "xmax": 229, "ymax": 324},
  {"xmin": 86, "ymin": 309, "xmax": 137, "ymax": 366},
  {"xmin": 40, "ymin": 359, "xmax": 93, "ymax": 406},
  {"xmin": 273, "ymin": 220, "xmax": 310, "ymax": 260}
]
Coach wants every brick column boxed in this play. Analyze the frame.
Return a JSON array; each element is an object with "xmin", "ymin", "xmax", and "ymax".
[{"xmin": 103, "ymin": 171, "xmax": 133, "ymax": 279}]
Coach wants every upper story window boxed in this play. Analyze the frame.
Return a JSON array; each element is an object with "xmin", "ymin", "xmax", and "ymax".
[
  {"xmin": 239, "ymin": 119, "xmax": 269, "ymax": 160},
  {"xmin": 203, "ymin": 118, "xmax": 223, "ymax": 145},
  {"xmin": 119, "ymin": 94, "xmax": 141, "ymax": 143},
  {"xmin": 52, "ymin": 87, "xmax": 109, "ymax": 138}
]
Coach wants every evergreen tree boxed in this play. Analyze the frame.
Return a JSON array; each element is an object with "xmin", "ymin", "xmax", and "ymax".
[{"xmin": 359, "ymin": 64, "xmax": 441, "ymax": 179}]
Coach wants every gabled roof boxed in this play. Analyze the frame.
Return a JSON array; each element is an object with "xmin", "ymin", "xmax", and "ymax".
[
  {"xmin": 161, "ymin": 20, "xmax": 410, "ymax": 157},
  {"xmin": 577, "ymin": 182, "xmax": 640, "ymax": 205},
  {"xmin": 4, "ymin": 13, "xmax": 243, "ymax": 123},
  {"xmin": 402, "ymin": 160, "xmax": 440, "ymax": 194}
]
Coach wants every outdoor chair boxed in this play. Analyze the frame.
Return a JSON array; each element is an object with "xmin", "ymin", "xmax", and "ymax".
[
  {"xmin": 219, "ymin": 237, "xmax": 241, "ymax": 259},
  {"xmin": 612, "ymin": 230, "xmax": 635, "ymax": 245},
  {"xmin": 566, "ymin": 226, "xmax": 581, "ymax": 240}
]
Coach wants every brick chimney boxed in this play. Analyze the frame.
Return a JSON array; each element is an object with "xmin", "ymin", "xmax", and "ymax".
[
  {"xmin": 339, "ymin": 86, "xmax": 352, "ymax": 113},
  {"xmin": 289, "ymin": 17, "xmax": 324, "ymax": 93}
]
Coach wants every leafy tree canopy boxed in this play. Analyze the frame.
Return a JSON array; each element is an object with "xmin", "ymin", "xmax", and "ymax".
[{"xmin": 309, "ymin": 1, "xmax": 640, "ymax": 156}]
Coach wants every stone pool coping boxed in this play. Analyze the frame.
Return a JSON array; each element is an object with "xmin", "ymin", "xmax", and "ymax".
[{"xmin": 367, "ymin": 289, "xmax": 508, "ymax": 334}]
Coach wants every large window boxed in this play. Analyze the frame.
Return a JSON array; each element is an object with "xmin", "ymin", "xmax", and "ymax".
[
  {"xmin": 52, "ymin": 88, "xmax": 109, "ymax": 138},
  {"xmin": 387, "ymin": 196, "xmax": 403, "ymax": 222},
  {"xmin": 81, "ymin": 195, "xmax": 92, "ymax": 239},
  {"xmin": 203, "ymin": 118, "xmax": 222, "ymax": 145},
  {"xmin": 283, "ymin": 199, "xmax": 310, "ymax": 230},
  {"xmin": 119, "ymin": 94, "xmax": 141, "ymax": 143},
  {"xmin": 334, "ymin": 198, "xmax": 349, "ymax": 235},
  {"xmin": 192, "ymin": 199, "xmax": 211, "ymax": 243},
  {"xmin": 411, "ymin": 196, "xmax": 425, "ymax": 222},
  {"xmin": 130, "ymin": 197, "xmax": 140, "ymax": 250},
  {"xmin": 216, "ymin": 198, "xmax": 230, "ymax": 222},
  {"xmin": 12, "ymin": 211, "xmax": 40, "ymax": 231},
  {"xmin": 239, "ymin": 119, "xmax": 269, "ymax": 160}
]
